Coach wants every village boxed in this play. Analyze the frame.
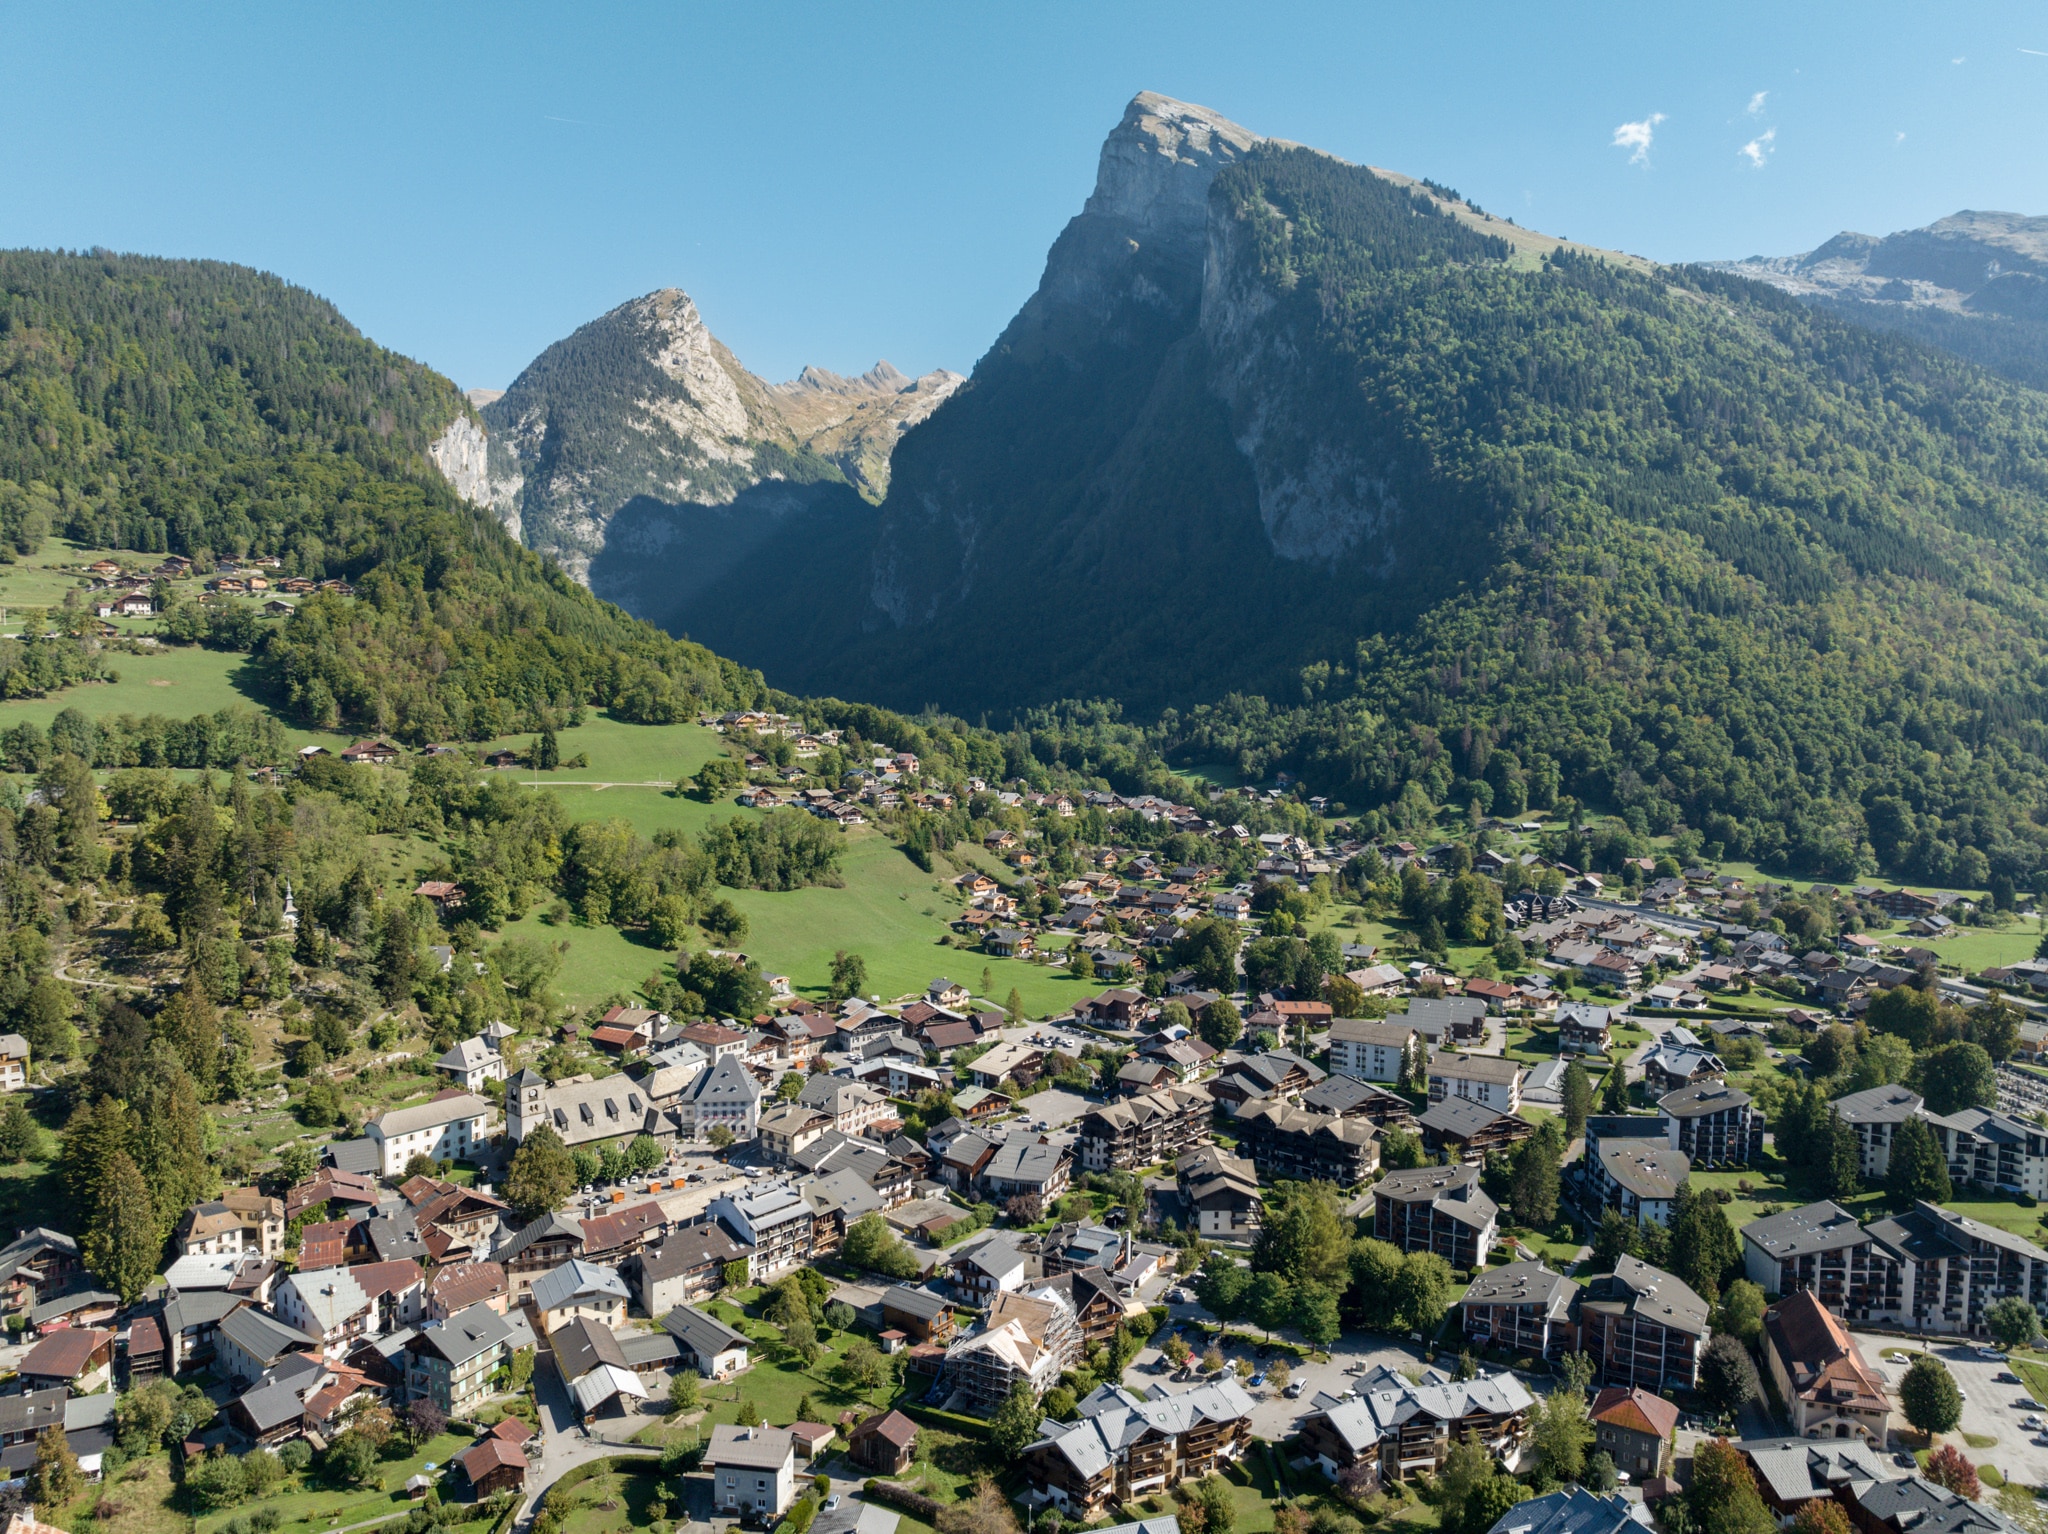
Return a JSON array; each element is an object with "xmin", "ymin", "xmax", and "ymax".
[{"xmin": 1, "ymin": 699, "xmax": 2045, "ymax": 1534}]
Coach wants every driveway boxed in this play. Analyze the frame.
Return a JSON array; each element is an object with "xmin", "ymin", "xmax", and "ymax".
[
  {"xmin": 512, "ymin": 1353, "xmax": 661, "ymax": 1534},
  {"xmin": 1856, "ymin": 1333, "xmax": 2048, "ymax": 1482}
]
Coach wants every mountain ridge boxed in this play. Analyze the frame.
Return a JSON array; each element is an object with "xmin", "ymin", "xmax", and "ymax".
[
  {"xmin": 621, "ymin": 90, "xmax": 2048, "ymax": 883},
  {"xmin": 1710, "ymin": 208, "xmax": 2048, "ymax": 390}
]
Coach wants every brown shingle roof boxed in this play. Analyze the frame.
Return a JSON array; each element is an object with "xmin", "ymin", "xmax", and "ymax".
[
  {"xmin": 853, "ymin": 1409, "xmax": 918, "ymax": 1448},
  {"xmin": 20, "ymin": 1327, "xmax": 110, "ymax": 1380}
]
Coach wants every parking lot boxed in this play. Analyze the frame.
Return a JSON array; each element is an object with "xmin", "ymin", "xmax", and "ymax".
[{"xmin": 1855, "ymin": 1333, "xmax": 2048, "ymax": 1482}]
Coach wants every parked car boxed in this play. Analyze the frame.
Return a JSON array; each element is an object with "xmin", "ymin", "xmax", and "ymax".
[
  {"xmin": 824, "ymin": 1498, "xmax": 841, "ymax": 1512},
  {"xmin": 1284, "ymin": 1381, "xmax": 1306, "ymax": 1399}
]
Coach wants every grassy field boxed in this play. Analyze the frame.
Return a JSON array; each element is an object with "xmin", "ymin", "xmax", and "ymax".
[
  {"xmin": 479, "ymin": 713, "xmax": 724, "ymax": 785},
  {"xmin": 49, "ymin": 1453, "xmax": 187, "ymax": 1534},
  {"xmin": 182, "ymin": 1430, "xmax": 475, "ymax": 1534},
  {"xmin": 1936, "ymin": 924, "xmax": 2045, "ymax": 975}
]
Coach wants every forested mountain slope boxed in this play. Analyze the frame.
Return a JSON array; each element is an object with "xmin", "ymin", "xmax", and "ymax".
[
  {"xmin": 0, "ymin": 251, "xmax": 765, "ymax": 737},
  {"xmin": 643, "ymin": 94, "xmax": 2048, "ymax": 884}
]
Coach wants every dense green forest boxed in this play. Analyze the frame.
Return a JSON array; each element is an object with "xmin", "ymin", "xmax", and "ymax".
[
  {"xmin": 0, "ymin": 251, "xmax": 766, "ymax": 735},
  {"xmin": 663, "ymin": 145, "xmax": 2048, "ymax": 886}
]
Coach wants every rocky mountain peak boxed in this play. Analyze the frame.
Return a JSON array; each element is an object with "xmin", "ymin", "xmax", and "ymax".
[
  {"xmin": 775, "ymin": 360, "xmax": 916, "ymax": 398},
  {"xmin": 1087, "ymin": 92, "xmax": 1263, "ymax": 245}
]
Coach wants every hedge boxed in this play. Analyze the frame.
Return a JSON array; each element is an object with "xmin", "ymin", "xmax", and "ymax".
[
  {"xmin": 866, "ymin": 1480, "xmax": 943, "ymax": 1518},
  {"xmin": 536, "ymin": 1453, "xmax": 662, "ymax": 1513}
]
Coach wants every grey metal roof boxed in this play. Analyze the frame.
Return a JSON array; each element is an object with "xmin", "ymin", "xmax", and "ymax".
[
  {"xmin": 529, "ymin": 1258, "xmax": 630, "ymax": 1315},
  {"xmin": 1655, "ymin": 1080, "xmax": 1753, "ymax": 1119},
  {"xmin": 661, "ymin": 1303, "xmax": 751, "ymax": 1363},
  {"xmin": 1596, "ymin": 1141, "xmax": 1690, "ymax": 1202},
  {"xmin": 1741, "ymin": 1200, "xmax": 1870, "ymax": 1261},
  {"xmin": 1580, "ymin": 1257, "xmax": 1710, "ymax": 1338},
  {"xmin": 1459, "ymin": 1261, "xmax": 1580, "ymax": 1317},
  {"xmin": 1483, "ymin": 1488, "xmax": 1649, "ymax": 1534},
  {"xmin": 218, "ymin": 1304, "xmax": 316, "ymax": 1365},
  {"xmin": 411, "ymin": 1303, "xmax": 513, "ymax": 1366}
]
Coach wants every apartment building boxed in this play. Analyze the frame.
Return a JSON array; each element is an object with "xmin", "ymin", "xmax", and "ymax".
[
  {"xmin": 1023, "ymin": 1379, "xmax": 1256, "ymax": 1520},
  {"xmin": 1427, "ymin": 1052, "xmax": 1524, "ymax": 1113},
  {"xmin": 709, "ymin": 1184, "xmax": 817, "ymax": 1280},
  {"xmin": 1457, "ymin": 1261, "xmax": 1581, "ymax": 1363},
  {"xmin": 1576, "ymin": 1257, "xmax": 1709, "ymax": 1392},
  {"xmin": 1075, "ymin": 1088, "xmax": 1210, "ymax": 1171},
  {"xmin": 1326, "ymin": 1020, "xmax": 1415, "ymax": 1084},
  {"xmin": 1373, "ymin": 1164, "xmax": 1498, "ymax": 1269},
  {"xmin": 1236, "ymin": 1102, "xmax": 1378, "ymax": 1186},
  {"xmin": 1656, "ymin": 1081, "xmax": 1764, "ymax": 1168}
]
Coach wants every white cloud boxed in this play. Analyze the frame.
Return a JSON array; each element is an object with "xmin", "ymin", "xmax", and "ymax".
[
  {"xmin": 1739, "ymin": 127, "xmax": 1777, "ymax": 168},
  {"xmin": 1612, "ymin": 113, "xmax": 1666, "ymax": 166},
  {"xmin": 1952, "ymin": 55, "xmax": 1966, "ymax": 63},
  {"xmin": 1746, "ymin": 91, "xmax": 1768, "ymax": 115},
  {"xmin": 2023, "ymin": 47, "xmax": 2048, "ymax": 56},
  {"xmin": 1895, "ymin": 130, "xmax": 1907, "ymax": 144}
]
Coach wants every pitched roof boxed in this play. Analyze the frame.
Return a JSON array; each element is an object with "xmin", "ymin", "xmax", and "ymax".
[
  {"xmin": 1588, "ymin": 1386, "xmax": 1681, "ymax": 1439},
  {"xmin": 1579, "ymin": 1257, "xmax": 1710, "ymax": 1338},
  {"xmin": 529, "ymin": 1258, "xmax": 631, "ymax": 1313},
  {"xmin": 1480, "ymin": 1487, "xmax": 1648, "ymax": 1534},
  {"xmin": 708, "ymin": 1423, "xmax": 796, "ymax": 1470},
  {"xmin": 18, "ymin": 1327, "xmax": 111, "ymax": 1380},
  {"xmin": 1656, "ymin": 1080, "xmax": 1753, "ymax": 1119},
  {"xmin": 662, "ymin": 1304, "xmax": 751, "ymax": 1362},
  {"xmin": 1762, "ymin": 1290, "xmax": 1890, "ymax": 1414},
  {"xmin": 369, "ymin": 1093, "xmax": 492, "ymax": 1137}
]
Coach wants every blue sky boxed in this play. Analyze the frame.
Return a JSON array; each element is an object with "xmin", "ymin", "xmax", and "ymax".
[{"xmin": 4, "ymin": 3, "xmax": 2044, "ymax": 391}]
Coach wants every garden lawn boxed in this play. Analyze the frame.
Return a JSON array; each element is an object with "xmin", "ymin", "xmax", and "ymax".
[
  {"xmin": 555, "ymin": 1464, "xmax": 667, "ymax": 1534},
  {"xmin": 49, "ymin": 1452, "xmax": 186, "ymax": 1534},
  {"xmin": 1216, "ymin": 1456, "xmax": 1282, "ymax": 1534},
  {"xmin": 191, "ymin": 1430, "xmax": 475, "ymax": 1534},
  {"xmin": 639, "ymin": 1331, "xmax": 904, "ymax": 1443}
]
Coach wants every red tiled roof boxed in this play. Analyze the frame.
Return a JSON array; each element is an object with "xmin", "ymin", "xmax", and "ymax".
[
  {"xmin": 298, "ymin": 1220, "xmax": 352, "ymax": 1270},
  {"xmin": 580, "ymin": 1202, "xmax": 667, "ymax": 1253},
  {"xmin": 489, "ymin": 1416, "xmax": 534, "ymax": 1445},
  {"xmin": 1589, "ymin": 1385, "xmax": 1681, "ymax": 1439},
  {"xmin": 428, "ymin": 1261, "xmax": 507, "ymax": 1313},
  {"xmin": 351, "ymin": 1260, "xmax": 423, "ymax": 1300}
]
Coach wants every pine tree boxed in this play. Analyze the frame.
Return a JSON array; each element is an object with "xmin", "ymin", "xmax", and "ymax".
[
  {"xmin": 85, "ymin": 1150, "xmax": 160, "ymax": 1305},
  {"xmin": 1561, "ymin": 1060, "xmax": 1593, "ymax": 1140},
  {"xmin": 1886, "ymin": 1114, "xmax": 1952, "ymax": 1204},
  {"xmin": 1818, "ymin": 1107, "xmax": 1861, "ymax": 1199},
  {"xmin": 537, "ymin": 722, "xmax": 560, "ymax": 771},
  {"xmin": 1601, "ymin": 1059, "xmax": 1630, "ymax": 1113}
]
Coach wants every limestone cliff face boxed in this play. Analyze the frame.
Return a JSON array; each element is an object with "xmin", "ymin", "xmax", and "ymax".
[
  {"xmin": 479, "ymin": 289, "xmax": 809, "ymax": 581},
  {"xmin": 481, "ymin": 289, "xmax": 961, "ymax": 581},
  {"xmin": 427, "ymin": 415, "xmax": 525, "ymax": 539}
]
